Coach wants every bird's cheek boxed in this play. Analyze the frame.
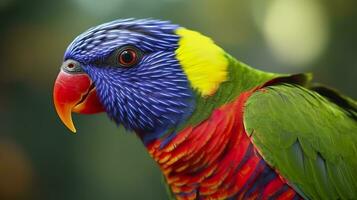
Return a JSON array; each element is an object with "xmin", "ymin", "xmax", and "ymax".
[{"xmin": 53, "ymin": 70, "xmax": 104, "ymax": 133}]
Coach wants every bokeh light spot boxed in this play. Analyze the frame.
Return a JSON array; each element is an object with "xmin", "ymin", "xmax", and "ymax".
[{"xmin": 263, "ymin": 0, "xmax": 329, "ymax": 68}]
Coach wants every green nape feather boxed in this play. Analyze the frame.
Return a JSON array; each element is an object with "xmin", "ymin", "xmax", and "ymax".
[
  {"xmin": 176, "ymin": 54, "xmax": 280, "ymax": 132},
  {"xmin": 244, "ymin": 83, "xmax": 357, "ymax": 199}
]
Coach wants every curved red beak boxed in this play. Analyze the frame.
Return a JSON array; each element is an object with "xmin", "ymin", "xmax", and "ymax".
[{"xmin": 53, "ymin": 69, "xmax": 104, "ymax": 133}]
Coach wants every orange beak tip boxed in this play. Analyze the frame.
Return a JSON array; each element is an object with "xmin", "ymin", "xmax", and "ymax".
[
  {"xmin": 54, "ymin": 103, "xmax": 77, "ymax": 134},
  {"xmin": 65, "ymin": 117, "xmax": 77, "ymax": 133},
  {"xmin": 69, "ymin": 127, "xmax": 77, "ymax": 134}
]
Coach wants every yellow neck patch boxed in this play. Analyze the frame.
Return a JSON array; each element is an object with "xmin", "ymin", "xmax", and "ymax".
[{"xmin": 175, "ymin": 28, "xmax": 228, "ymax": 96}]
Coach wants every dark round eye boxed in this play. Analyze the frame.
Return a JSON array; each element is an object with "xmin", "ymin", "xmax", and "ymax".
[{"xmin": 118, "ymin": 48, "xmax": 138, "ymax": 67}]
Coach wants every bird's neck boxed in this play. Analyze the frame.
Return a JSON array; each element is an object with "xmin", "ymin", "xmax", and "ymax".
[
  {"xmin": 138, "ymin": 55, "xmax": 278, "ymax": 144},
  {"xmin": 172, "ymin": 55, "xmax": 279, "ymax": 134},
  {"xmin": 146, "ymin": 89, "xmax": 300, "ymax": 199}
]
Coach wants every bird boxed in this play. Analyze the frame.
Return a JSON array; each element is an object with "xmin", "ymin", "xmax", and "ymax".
[{"xmin": 53, "ymin": 18, "xmax": 357, "ymax": 200}]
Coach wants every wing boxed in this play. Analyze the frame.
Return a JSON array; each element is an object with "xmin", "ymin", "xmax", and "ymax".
[{"xmin": 243, "ymin": 83, "xmax": 357, "ymax": 199}]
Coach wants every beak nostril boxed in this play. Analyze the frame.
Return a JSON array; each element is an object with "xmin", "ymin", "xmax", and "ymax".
[
  {"xmin": 62, "ymin": 60, "xmax": 83, "ymax": 73},
  {"xmin": 62, "ymin": 59, "xmax": 83, "ymax": 73}
]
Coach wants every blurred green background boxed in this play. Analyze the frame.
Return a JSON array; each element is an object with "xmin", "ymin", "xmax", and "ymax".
[{"xmin": 0, "ymin": 0, "xmax": 356, "ymax": 199}]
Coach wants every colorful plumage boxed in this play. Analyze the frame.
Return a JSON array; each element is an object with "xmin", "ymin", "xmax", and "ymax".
[{"xmin": 53, "ymin": 19, "xmax": 357, "ymax": 200}]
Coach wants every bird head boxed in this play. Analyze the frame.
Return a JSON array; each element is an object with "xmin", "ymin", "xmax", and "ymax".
[{"xmin": 53, "ymin": 18, "xmax": 228, "ymax": 142}]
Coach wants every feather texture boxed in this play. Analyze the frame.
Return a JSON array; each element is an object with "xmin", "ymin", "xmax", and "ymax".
[
  {"xmin": 244, "ymin": 84, "xmax": 357, "ymax": 199},
  {"xmin": 147, "ymin": 89, "xmax": 302, "ymax": 200}
]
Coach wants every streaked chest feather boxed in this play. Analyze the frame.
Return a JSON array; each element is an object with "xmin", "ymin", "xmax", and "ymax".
[{"xmin": 147, "ymin": 92, "xmax": 302, "ymax": 200}]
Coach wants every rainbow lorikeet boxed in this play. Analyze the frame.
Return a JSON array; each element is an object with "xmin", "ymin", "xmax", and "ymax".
[{"xmin": 53, "ymin": 19, "xmax": 357, "ymax": 200}]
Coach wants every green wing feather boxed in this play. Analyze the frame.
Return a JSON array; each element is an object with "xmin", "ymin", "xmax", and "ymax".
[{"xmin": 243, "ymin": 83, "xmax": 357, "ymax": 199}]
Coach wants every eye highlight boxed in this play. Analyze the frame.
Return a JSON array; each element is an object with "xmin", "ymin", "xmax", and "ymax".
[{"xmin": 117, "ymin": 47, "xmax": 139, "ymax": 67}]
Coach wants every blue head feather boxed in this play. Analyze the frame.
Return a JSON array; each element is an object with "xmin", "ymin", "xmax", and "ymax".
[{"xmin": 64, "ymin": 19, "xmax": 195, "ymax": 144}]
